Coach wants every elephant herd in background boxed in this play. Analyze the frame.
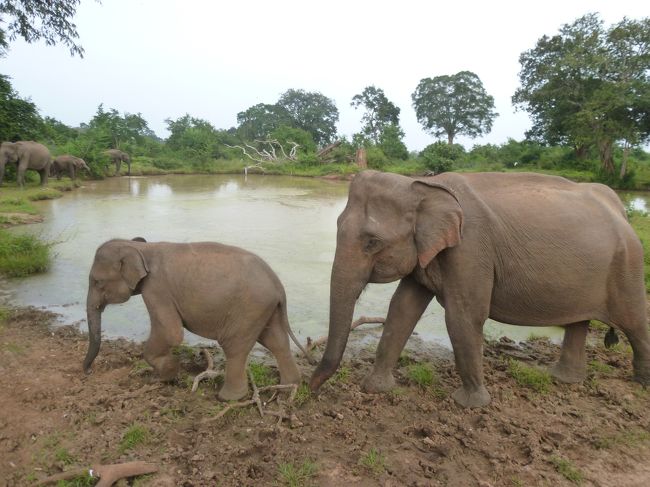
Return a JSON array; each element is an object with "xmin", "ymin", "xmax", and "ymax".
[{"xmin": 0, "ymin": 140, "xmax": 131, "ymax": 187}]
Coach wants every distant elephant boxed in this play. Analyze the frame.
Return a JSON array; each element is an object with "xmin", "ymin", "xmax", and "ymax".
[
  {"xmin": 104, "ymin": 149, "xmax": 131, "ymax": 176},
  {"xmin": 309, "ymin": 171, "xmax": 650, "ymax": 408},
  {"xmin": 84, "ymin": 238, "xmax": 313, "ymax": 400},
  {"xmin": 0, "ymin": 141, "xmax": 51, "ymax": 187},
  {"xmin": 51, "ymin": 155, "xmax": 90, "ymax": 180}
]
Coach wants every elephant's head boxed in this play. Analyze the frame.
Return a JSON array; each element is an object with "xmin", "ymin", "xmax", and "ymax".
[
  {"xmin": 0, "ymin": 142, "xmax": 19, "ymax": 186},
  {"xmin": 76, "ymin": 158, "xmax": 91, "ymax": 171},
  {"xmin": 83, "ymin": 237, "xmax": 149, "ymax": 373},
  {"xmin": 309, "ymin": 171, "xmax": 463, "ymax": 391}
]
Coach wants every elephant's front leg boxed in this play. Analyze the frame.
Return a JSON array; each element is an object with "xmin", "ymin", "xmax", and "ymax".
[
  {"xmin": 362, "ymin": 276, "xmax": 433, "ymax": 393},
  {"xmin": 445, "ymin": 304, "xmax": 491, "ymax": 408},
  {"xmin": 142, "ymin": 296, "xmax": 184, "ymax": 381}
]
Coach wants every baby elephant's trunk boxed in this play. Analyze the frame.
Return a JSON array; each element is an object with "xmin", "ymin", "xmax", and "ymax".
[{"xmin": 83, "ymin": 303, "xmax": 103, "ymax": 373}]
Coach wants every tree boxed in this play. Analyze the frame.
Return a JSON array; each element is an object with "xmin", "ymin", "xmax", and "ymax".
[
  {"xmin": 351, "ymin": 86, "xmax": 401, "ymax": 143},
  {"xmin": 0, "ymin": 74, "xmax": 42, "ymax": 140},
  {"xmin": 84, "ymin": 105, "xmax": 155, "ymax": 150},
  {"xmin": 277, "ymin": 89, "xmax": 339, "ymax": 146},
  {"xmin": 513, "ymin": 14, "xmax": 650, "ymax": 175},
  {"xmin": 378, "ymin": 124, "xmax": 408, "ymax": 160},
  {"xmin": 412, "ymin": 71, "xmax": 497, "ymax": 145},
  {"xmin": 236, "ymin": 103, "xmax": 292, "ymax": 141},
  {"xmin": 0, "ymin": 0, "xmax": 84, "ymax": 57}
]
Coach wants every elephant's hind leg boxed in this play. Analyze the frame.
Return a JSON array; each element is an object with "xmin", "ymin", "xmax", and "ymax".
[
  {"xmin": 549, "ymin": 321, "xmax": 589, "ymax": 383},
  {"xmin": 258, "ymin": 306, "xmax": 301, "ymax": 386}
]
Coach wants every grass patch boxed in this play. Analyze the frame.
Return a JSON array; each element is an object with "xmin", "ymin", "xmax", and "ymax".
[
  {"xmin": 406, "ymin": 363, "xmax": 436, "ymax": 388},
  {"xmin": 550, "ymin": 456, "xmax": 584, "ymax": 484},
  {"xmin": 249, "ymin": 361, "xmax": 278, "ymax": 386},
  {"xmin": 171, "ymin": 343, "xmax": 197, "ymax": 362},
  {"xmin": 630, "ymin": 213, "xmax": 650, "ymax": 293},
  {"xmin": 507, "ymin": 359, "xmax": 552, "ymax": 393},
  {"xmin": 118, "ymin": 424, "xmax": 150, "ymax": 453},
  {"xmin": 2, "ymin": 342, "xmax": 25, "ymax": 354},
  {"xmin": 331, "ymin": 365, "xmax": 351, "ymax": 384},
  {"xmin": 594, "ymin": 429, "xmax": 650, "ymax": 449},
  {"xmin": 54, "ymin": 447, "xmax": 75, "ymax": 465},
  {"xmin": 276, "ymin": 459, "xmax": 317, "ymax": 487},
  {"xmin": 0, "ymin": 229, "xmax": 50, "ymax": 277},
  {"xmin": 588, "ymin": 360, "xmax": 615, "ymax": 375},
  {"xmin": 0, "ymin": 196, "xmax": 38, "ymax": 214},
  {"xmin": 360, "ymin": 448, "xmax": 386, "ymax": 475},
  {"xmin": 294, "ymin": 383, "xmax": 311, "ymax": 407},
  {"xmin": 51, "ymin": 473, "xmax": 95, "ymax": 486},
  {"xmin": 397, "ymin": 352, "xmax": 416, "ymax": 367}
]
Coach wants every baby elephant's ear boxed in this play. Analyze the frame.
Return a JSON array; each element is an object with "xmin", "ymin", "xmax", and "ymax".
[
  {"xmin": 119, "ymin": 246, "xmax": 149, "ymax": 290},
  {"xmin": 132, "ymin": 237, "xmax": 147, "ymax": 242}
]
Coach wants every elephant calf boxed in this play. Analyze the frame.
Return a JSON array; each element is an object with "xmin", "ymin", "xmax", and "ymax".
[
  {"xmin": 84, "ymin": 238, "xmax": 312, "ymax": 400},
  {"xmin": 51, "ymin": 155, "xmax": 90, "ymax": 180}
]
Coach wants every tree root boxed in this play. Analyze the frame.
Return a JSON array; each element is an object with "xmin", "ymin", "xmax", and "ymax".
[
  {"xmin": 34, "ymin": 461, "xmax": 158, "ymax": 486},
  {"xmin": 306, "ymin": 316, "xmax": 386, "ymax": 352},
  {"xmin": 191, "ymin": 349, "xmax": 220, "ymax": 393}
]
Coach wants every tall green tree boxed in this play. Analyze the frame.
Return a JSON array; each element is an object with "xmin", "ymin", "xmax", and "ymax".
[
  {"xmin": 277, "ymin": 89, "xmax": 339, "ymax": 146},
  {"xmin": 236, "ymin": 103, "xmax": 292, "ymax": 141},
  {"xmin": 84, "ymin": 105, "xmax": 155, "ymax": 150},
  {"xmin": 351, "ymin": 86, "xmax": 401, "ymax": 143},
  {"xmin": 378, "ymin": 124, "xmax": 408, "ymax": 160},
  {"xmin": 0, "ymin": 0, "xmax": 84, "ymax": 57},
  {"xmin": 412, "ymin": 71, "xmax": 497, "ymax": 145},
  {"xmin": 513, "ymin": 13, "xmax": 650, "ymax": 175},
  {"xmin": 0, "ymin": 74, "xmax": 42, "ymax": 140}
]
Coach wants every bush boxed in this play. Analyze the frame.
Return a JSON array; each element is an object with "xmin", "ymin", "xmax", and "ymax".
[
  {"xmin": 0, "ymin": 230, "xmax": 50, "ymax": 277},
  {"xmin": 419, "ymin": 142, "xmax": 465, "ymax": 174},
  {"xmin": 366, "ymin": 146, "xmax": 389, "ymax": 169}
]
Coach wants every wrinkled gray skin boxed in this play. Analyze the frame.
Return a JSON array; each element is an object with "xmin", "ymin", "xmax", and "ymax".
[
  {"xmin": 0, "ymin": 141, "xmax": 51, "ymax": 187},
  {"xmin": 104, "ymin": 149, "xmax": 131, "ymax": 176},
  {"xmin": 310, "ymin": 171, "xmax": 650, "ymax": 408},
  {"xmin": 51, "ymin": 155, "xmax": 90, "ymax": 180},
  {"xmin": 84, "ymin": 238, "xmax": 313, "ymax": 401}
]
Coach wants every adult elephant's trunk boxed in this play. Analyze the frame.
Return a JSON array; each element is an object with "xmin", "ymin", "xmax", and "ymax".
[
  {"xmin": 310, "ymin": 253, "xmax": 368, "ymax": 391},
  {"xmin": 83, "ymin": 290, "xmax": 104, "ymax": 374}
]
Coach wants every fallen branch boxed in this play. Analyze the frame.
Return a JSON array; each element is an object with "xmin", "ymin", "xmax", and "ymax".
[
  {"xmin": 35, "ymin": 461, "xmax": 158, "ymax": 486},
  {"xmin": 191, "ymin": 349, "xmax": 221, "ymax": 393},
  {"xmin": 306, "ymin": 316, "xmax": 386, "ymax": 352}
]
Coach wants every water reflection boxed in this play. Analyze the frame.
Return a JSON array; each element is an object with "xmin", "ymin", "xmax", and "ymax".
[{"xmin": 1, "ymin": 174, "xmax": 578, "ymax": 347}]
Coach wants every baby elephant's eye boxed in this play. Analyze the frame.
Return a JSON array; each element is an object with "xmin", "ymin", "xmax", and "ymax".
[{"xmin": 364, "ymin": 237, "xmax": 383, "ymax": 253}]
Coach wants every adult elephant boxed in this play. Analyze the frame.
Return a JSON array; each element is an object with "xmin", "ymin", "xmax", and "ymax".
[
  {"xmin": 104, "ymin": 149, "xmax": 131, "ymax": 176},
  {"xmin": 309, "ymin": 170, "xmax": 650, "ymax": 408},
  {"xmin": 51, "ymin": 155, "xmax": 90, "ymax": 180},
  {"xmin": 0, "ymin": 141, "xmax": 51, "ymax": 187}
]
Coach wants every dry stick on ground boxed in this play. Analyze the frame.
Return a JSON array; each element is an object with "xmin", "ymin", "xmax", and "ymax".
[
  {"xmin": 306, "ymin": 316, "xmax": 386, "ymax": 352},
  {"xmin": 191, "ymin": 348, "xmax": 220, "ymax": 392},
  {"xmin": 35, "ymin": 461, "xmax": 158, "ymax": 486}
]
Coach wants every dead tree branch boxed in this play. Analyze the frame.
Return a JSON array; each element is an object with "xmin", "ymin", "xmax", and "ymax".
[
  {"xmin": 306, "ymin": 316, "xmax": 386, "ymax": 352},
  {"xmin": 35, "ymin": 461, "xmax": 158, "ymax": 486}
]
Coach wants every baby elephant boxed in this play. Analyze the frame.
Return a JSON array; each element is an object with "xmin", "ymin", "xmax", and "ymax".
[{"xmin": 83, "ymin": 238, "xmax": 312, "ymax": 400}]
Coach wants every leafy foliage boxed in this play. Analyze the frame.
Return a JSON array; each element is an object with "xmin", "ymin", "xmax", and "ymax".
[
  {"xmin": 277, "ymin": 89, "xmax": 339, "ymax": 146},
  {"xmin": 0, "ymin": 74, "xmax": 42, "ymax": 141},
  {"xmin": 0, "ymin": 0, "xmax": 84, "ymax": 57},
  {"xmin": 351, "ymin": 85, "xmax": 401, "ymax": 143},
  {"xmin": 412, "ymin": 71, "xmax": 497, "ymax": 145},
  {"xmin": 513, "ymin": 13, "xmax": 650, "ymax": 175},
  {"xmin": 0, "ymin": 229, "xmax": 49, "ymax": 277},
  {"xmin": 236, "ymin": 103, "xmax": 293, "ymax": 141},
  {"xmin": 420, "ymin": 141, "xmax": 465, "ymax": 174}
]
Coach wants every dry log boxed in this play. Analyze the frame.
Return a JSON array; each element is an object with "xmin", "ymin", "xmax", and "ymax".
[{"xmin": 35, "ymin": 461, "xmax": 158, "ymax": 486}]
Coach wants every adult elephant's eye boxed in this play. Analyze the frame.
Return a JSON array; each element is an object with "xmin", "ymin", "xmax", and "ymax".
[{"xmin": 364, "ymin": 237, "xmax": 383, "ymax": 253}]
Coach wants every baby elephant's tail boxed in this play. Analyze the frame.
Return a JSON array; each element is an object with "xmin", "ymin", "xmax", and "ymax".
[{"xmin": 280, "ymin": 303, "xmax": 316, "ymax": 365}]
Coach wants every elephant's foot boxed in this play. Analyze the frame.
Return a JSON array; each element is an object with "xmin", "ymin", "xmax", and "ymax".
[
  {"xmin": 549, "ymin": 363, "xmax": 586, "ymax": 384},
  {"xmin": 151, "ymin": 356, "xmax": 179, "ymax": 382},
  {"xmin": 361, "ymin": 370, "xmax": 396, "ymax": 394},
  {"xmin": 451, "ymin": 385, "xmax": 491, "ymax": 408},
  {"xmin": 632, "ymin": 358, "xmax": 650, "ymax": 386},
  {"xmin": 218, "ymin": 382, "xmax": 249, "ymax": 402}
]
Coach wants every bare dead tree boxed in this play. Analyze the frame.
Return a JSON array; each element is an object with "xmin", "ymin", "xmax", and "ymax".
[{"xmin": 226, "ymin": 139, "xmax": 301, "ymax": 175}]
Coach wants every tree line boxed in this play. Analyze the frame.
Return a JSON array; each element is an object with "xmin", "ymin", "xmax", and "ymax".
[{"xmin": 0, "ymin": 5, "xmax": 649, "ymax": 184}]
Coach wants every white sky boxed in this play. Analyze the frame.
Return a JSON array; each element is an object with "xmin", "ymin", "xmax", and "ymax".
[{"xmin": 1, "ymin": 0, "xmax": 648, "ymax": 151}]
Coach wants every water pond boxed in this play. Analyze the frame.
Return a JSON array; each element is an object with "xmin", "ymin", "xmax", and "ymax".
[{"xmin": 9, "ymin": 175, "xmax": 644, "ymax": 348}]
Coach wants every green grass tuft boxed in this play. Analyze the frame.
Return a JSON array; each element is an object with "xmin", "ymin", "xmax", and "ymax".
[
  {"xmin": 507, "ymin": 360, "xmax": 552, "ymax": 393},
  {"xmin": 294, "ymin": 383, "xmax": 311, "ymax": 407},
  {"xmin": 54, "ymin": 447, "xmax": 75, "ymax": 465},
  {"xmin": 550, "ymin": 456, "xmax": 584, "ymax": 484},
  {"xmin": 0, "ymin": 230, "xmax": 50, "ymax": 277},
  {"xmin": 406, "ymin": 363, "xmax": 436, "ymax": 388},
  {"xmin": 594, "ymin": 429, "xmax": 650, "ymax": 449},
  {"xmin": 360, "ymin": 448, "xmax": 386, "ymax": 475},
  {"xmin": 588, "ymin": 360, "xmax": 615, "ymax": 375},
  {"xmin": 248, "ymin": 361, "xmax": 278, "ymax": 386},
  {"xmin": 276, "ymin": 459, "xmax": 317, "ymax": 487},
  {"xmin": 119, "ymin": 424, "xmax": 150, "ymax": 453},
  {"xmin": 53, "ymin": 473, "xmax": 95, "ymax": 487},
  {"xmin": 331, "ymin": 366, "xmax": 351, "ymax": 384}
]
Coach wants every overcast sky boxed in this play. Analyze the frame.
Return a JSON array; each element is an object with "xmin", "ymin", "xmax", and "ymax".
[{"xmin": 1, "ymin": 0, "xmax": 648, "ymax": 151}]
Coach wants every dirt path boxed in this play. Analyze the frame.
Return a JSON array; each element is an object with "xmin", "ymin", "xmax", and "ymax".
[{"xmin": 1, "ymin": 308, "xmax": 649, "ymax": 486}]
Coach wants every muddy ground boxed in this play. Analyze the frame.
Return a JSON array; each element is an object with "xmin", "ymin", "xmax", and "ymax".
[{"xmin": 1, "ymin": 308, "xmax": 650, "ymax": 486}]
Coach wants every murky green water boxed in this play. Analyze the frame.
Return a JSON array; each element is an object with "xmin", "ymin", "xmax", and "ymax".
[{"xmin": 13, "ymin": 174, "xmax": 643, "ymax": 347}]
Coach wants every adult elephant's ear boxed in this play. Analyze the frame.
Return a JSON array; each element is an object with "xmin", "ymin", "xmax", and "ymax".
[
  {"xmin": 411, "ymin": 180, "xmax": 463, "ymax": 268},
  {"xmin": 119, "ymin": 245, "xmax": 149, "ymax": 290}
]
